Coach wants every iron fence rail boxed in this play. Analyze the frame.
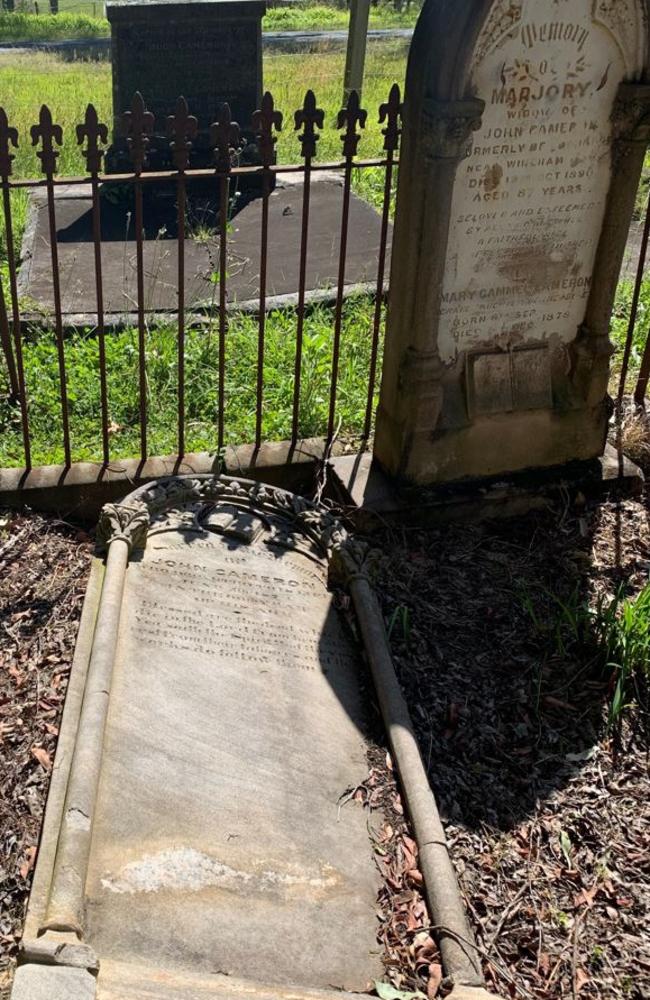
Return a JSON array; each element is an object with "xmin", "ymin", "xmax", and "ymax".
[{"xmin": 0, "ymin": 86, "xmax": 402, "ymax": 471}]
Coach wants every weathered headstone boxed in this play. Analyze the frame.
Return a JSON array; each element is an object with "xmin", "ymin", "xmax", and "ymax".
[
  {"xmin": 106, "ymin": 0, "xmax": 265, "ymax": 169},
  {"xmin": 14, "ymin": 478, "xmax": 383, "ymax": 999},
  {"xmin": 375, "ymin": 0, "xmax": 650, "ymax": 484}
]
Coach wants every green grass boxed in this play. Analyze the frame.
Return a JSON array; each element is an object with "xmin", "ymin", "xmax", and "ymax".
[
  {"xmin": 0, "ymin": 3, "xmax": 419, "ymax": 42},
  {"xmin": 520, "ymin": 581, "xmax": 650, "ymax": 733},
  {"xmin": 599, "ymin": 585, "xmax": 650, "ymax": 732},
  {"xmin": 0, "ymin": 11, "xmax": 107, "ymax": 41},
  {"xmin": 0, "ymin": 298, "xmax": 382, "ymax": 465},
  {"xmin": 610, "ymin": 276, "xmax": 650, "ymax": 395},
  {"xmin": 0, "ymin": 47, "xmax": 406, "ymax": 171},
  {"xmin": 264, "ymin": 2, "xmax": 419, "ymax": 31},
  {"xmin": 0, "ymin": 45, "xmax": 406, "ymax": 251}
]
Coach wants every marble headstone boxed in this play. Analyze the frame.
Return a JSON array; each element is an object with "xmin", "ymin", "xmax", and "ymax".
[
  {"xmin": 375, "ymin": 0, "xmax": 650, "ymax": 484},
  {"xmin": 12, "ymin": 479, "xmax": 383, "ymax": 1000}
]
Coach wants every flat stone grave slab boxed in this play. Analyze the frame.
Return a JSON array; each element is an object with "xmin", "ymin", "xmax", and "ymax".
[
  {"xmin": 18, "ymin": 479, "xmax": 384, "ymax": 1000},
  {"xmin": 20, "ymin": 175, "xmax": 391, "ymax": 322}
]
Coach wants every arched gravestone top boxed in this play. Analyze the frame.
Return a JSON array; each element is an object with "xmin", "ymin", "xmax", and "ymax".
[{"xmin": 375, "ymin": 0, "xmax": 650, "ymax": 485}]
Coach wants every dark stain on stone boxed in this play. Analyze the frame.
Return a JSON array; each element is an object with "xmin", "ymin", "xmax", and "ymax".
[{"xmin": 484, "ymin": 163, "xmax": 504, "ymax": 193}]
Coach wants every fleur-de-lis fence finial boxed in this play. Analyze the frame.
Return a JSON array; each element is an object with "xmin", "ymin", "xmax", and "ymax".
[
  {"xmin": 337, "ymin": 89, "xmax": 367, "ymax": 159},
  {"xmin": 30, "ymin": 105, "xmax": 63, "ymax": 176},
  {"xmin": 0, "ymin": 108, "xmax": 18, "ymax": 179},
  {"xmin": 294, "ymin": 90, "xmax": 324, "ymax": 160},
  {"xmin": 76, "ymin": 103, "xmax": 109, "ymax": 175},
  {"xmin": 210, "ymin": 103, "xmax": 240, "ymax": 173},
  {"xmin": 167, "ymin": 96, "xmax": 198, "ymax": 172},
  {"xmin": 122, "ymin": 92, "xmax": 154, "ymax": 174},
  {"xmin": 251, "ymin": 91, "xmax": 282, "ymax": 168},
  {"xmin": 379, "ymin": 83, "xmax": 403, "ymax": 153}
]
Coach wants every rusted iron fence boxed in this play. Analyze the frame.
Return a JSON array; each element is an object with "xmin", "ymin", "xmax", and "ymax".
[
  {"xmin": 0, "ymin": 86, "xmax": 401, "ymax": 471},
  {"xmin": 617, "ymin": 178, "xmax": 650, "ymax": 411},
  {"xmin": 617, "ymin": 184, "xmax": 650, "ymax": 410}
]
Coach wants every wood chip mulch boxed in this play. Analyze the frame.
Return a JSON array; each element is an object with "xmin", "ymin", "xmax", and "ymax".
[
  {"xmin": 0, "ymin": 512, "xmax": 93, "ymax": 999},
  {"xmin": 374, "ymin": 492, "xmax": 650, "ymax": 1000},
  {"xmin": 361, "ymin": 744, "xmax": 439, "ymax": 998}
]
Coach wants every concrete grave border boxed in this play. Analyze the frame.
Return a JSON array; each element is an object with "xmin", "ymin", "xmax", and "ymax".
[{"xmin": 15, "ymin": 474, "xmax": 502, "ymax": 999}]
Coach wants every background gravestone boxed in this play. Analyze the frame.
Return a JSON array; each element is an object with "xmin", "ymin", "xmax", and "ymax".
[
  {"xmin": 375, "ymin": 0, "xmax": 650, "ymax": 485},
  {"xmin": 106, "ymin": 0, "xmax": 265, "ymax": 170}
]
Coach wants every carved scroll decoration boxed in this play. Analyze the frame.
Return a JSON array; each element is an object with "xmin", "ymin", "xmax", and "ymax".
[
  {"xmin": 473, "ymin": 0, "xmax": 523, "ymax": 64},
  {"xmin": 97, "ymin": 476, "xmax": 371, "ymax": 583},
  {"xmin": 592, "ymin": 0, "xmax": 648, "ymax": 78}
]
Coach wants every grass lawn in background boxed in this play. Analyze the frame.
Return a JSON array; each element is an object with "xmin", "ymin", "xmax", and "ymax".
[
  {"xmin": 0, "ymin": 43, "xmax": 407, "ymax": 241},
  {"xmin": 0, "ymin": 11, "xmax": 108, "ymax": 40},
  {"xmin": 0, "ymin": 4, "xmax": 419, "ymax": 43}
]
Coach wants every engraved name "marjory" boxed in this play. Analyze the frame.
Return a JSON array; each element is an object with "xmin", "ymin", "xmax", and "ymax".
[{"xmin": 492, "ymin": 82, "xmax": 592, "ymax": 107}]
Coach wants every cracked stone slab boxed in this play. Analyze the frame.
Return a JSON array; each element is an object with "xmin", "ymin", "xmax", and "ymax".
[{"xmin": 81, "ymin": 519, "xmax": 382, "ymax": 990}]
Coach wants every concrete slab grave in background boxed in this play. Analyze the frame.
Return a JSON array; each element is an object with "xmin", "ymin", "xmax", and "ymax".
[
  {"xmin": 19, "ymin": 175, "xmax": 390, "ymax": 322},
  {"xmin": 15, "ymin": 478, "xmax": 383, "ymax": 1000}
]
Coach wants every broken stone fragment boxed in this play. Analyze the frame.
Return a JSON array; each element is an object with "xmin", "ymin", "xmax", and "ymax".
[{"xmin": 11, "ymin": 964, "xmax": 96, "ymax": 1000}]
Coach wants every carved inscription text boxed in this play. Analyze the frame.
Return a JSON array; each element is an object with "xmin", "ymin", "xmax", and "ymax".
[{"xmin": 438, "ymin": 0, "xmax": 645, "ymax": 362}]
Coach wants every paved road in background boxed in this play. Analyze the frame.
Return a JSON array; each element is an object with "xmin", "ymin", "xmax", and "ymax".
[{"xmin": 0, "ymin": 26, "xmax": 414, "ymax": 56}]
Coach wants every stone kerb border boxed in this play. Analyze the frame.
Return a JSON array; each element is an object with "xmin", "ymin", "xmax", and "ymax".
[{"xmin": 22, "ymin": 476, "xmax": 502, "ymax": 1000}]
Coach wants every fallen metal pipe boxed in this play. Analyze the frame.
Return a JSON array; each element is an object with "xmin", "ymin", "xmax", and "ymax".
[{"xmin": 349, "ymin": 574, "xmax": 489, "ymax": 992}]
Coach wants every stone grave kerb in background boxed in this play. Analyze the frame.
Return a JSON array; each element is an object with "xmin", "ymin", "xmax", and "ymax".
[
  {"xmin": 106, "ymin": 0, "xmax": 266, "ymax": 171},
  {"xmin": 373, "ymin": 0, "xmax": 650, "ymax": 486}
]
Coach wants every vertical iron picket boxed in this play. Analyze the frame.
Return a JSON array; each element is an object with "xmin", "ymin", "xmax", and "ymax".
[
  {"xmin": 363, "ymin": 84, "xmax": 401, "ymax": 440},
  {"xmin": 168, "ymin": 96, "xmax": 198, "ymax": 459},
  {"xmin": 634, "ymin": 328, "xmax": 650, "ymax": 405},
  {"xmin": 328, "ymin": 90, "xmax": 366, "ymax": 444},
  {"xmin": 292, "ymin": 90, "xmax": 324, "ymax": 445},
  {"xmin": 123, "ymin": 92, "xmax": 154, "ymax": 463},
  {"xmin": 211, "ymin": 104, "xmax": 240, "ymax": 453},
  {"xmin": 77, "ymin": 104, "xmax": 110, "ymax": 465},
  {"xmin": 252, "ymin": 92, "xmax": 282, "ymax": 450},
  {"xmin": 0, "ymin": 110, "xmax": 29, "ymax": 467},
  {"xmin": 618, "ymin": 187, "xmax": 650, "ymax": 405},
  {"xmin": 31, "ymin": 105, "xmax": 71, "ymax": 467}
]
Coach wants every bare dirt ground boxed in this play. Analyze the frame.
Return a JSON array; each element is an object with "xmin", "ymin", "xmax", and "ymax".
[{"xmin": 0, "ymin": 492, "xmax": 648, "ymax": 1000}]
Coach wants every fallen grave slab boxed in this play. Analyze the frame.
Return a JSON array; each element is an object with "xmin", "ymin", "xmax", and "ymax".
[
  {"xmin": 13, "ymin": 476, "xmax": 497, "ymax": 1000},
  {"xmin": 19, "ymin": 175, "xmax": 390, "ymax": 323},
  {"xmin": 17, "ymin": 478, "xmax": 383, "ymax": 998}
]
